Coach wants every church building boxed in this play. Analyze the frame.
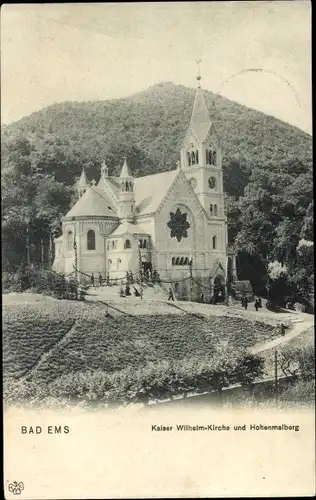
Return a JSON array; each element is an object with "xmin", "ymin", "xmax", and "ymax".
[{"xmin": 53, "ymin": 76, "xmax": 236, "ymax": 300}]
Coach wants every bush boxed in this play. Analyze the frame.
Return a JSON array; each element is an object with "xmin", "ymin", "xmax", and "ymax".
[
  {"xmin": 2, "ymin": 264, "xmax": 80, "ymax": 300},
  {"xmin": 279, "ymin": 379, "xmax": 315, "ymax": 404},
  {"xmin": 4, "ymin": 350, "xmax": 265, "ymax": 408}
]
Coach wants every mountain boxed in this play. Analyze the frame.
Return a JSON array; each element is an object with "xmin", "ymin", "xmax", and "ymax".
[
  {"xmin": 2, "ymin": 81, "xmax": 312, "ymax": 196},
  {"xmin": 2, "ymin": 83, "xmax": 313, "ymax": 310}
]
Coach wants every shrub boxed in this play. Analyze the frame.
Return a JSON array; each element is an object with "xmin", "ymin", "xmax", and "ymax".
[{"xmin": 2, "ymin": 264, "xmax": 80, "ymax": 300}]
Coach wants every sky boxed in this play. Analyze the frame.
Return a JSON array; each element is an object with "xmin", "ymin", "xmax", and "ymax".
[{"xmin": 1, "ymin": 2, "xmax": 312, "ymax": 134}]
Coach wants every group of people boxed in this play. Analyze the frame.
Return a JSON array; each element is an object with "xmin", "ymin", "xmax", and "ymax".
[
  {"xmin": 241, "ymin": 295, "xmax": 262, "ymax": 311},
  {"xmin": 90, "ymin": 272, "xmax": 103, "ymax": 287},
  {"xmin": 120, "ymin": 283, "xmax": 142, "ymax": 298}
]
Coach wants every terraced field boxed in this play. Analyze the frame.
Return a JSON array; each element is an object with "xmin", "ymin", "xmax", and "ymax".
[{"xmin": 3, "ymin": 297, "xmax": 278, "ymax": 384}]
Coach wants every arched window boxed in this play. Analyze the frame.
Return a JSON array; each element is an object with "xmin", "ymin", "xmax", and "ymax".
[
  {"xmin": 111, "ymin": 240, "xmax": 115, "ymax": 249},
  {"xmin": 213, "ymin": 151, "xmax": 217, "ymax": 166},
  {"xmin": 184, "ymin": 257, "xmax": 189, "ymax": 265},
  {"xmin": 210, "ymin": 204, "xmax": 213, "ymax": 216},
  {"xmin": 125, "ymin": 181, "xmax": 129, "ymax": 192},
  {"xmin": 87, "ymin": 230, "xmax": 96, "ymax": 250},
  {"xmin": 124, "ymin": 239, "xmax": 131, "ymax": 249},
  {"xmin": 214, "ymin": 204, "xmax": 218, "ymax": 216},
  {"xmin": 191, "ymin": 152, "xmax": 196, "ymax": 165},
  {"xmin": 67, "ymin": 231, "xmax": 73, "ymax": 251},
  {"xmin": 208, "ymin": 150, "xmax": 213, "ymax": 165},
  {"xmin": 143, "ymin": 239, "xmax": 147, "ymax": 249},
  {"xmin": 175, "ymin": 257, "xmax": 180, "ymax": 265},
  {"xmin": 180, "ymin": 257, "xmax": 184, "ymax": 265},
  {"xmin": 212, "ymin": 235, "xmax": 217, "ymax": 249},
  {"xmin": 195, "ymin": 150, "xmax": 199, "ymax": 164},
  {"xmin": 187, "ymin": 152, "xmax": 191, "ymax": 166},
  {"xmin": 108, "ymin": 259, "xmax": 112, "ymax": 269}
]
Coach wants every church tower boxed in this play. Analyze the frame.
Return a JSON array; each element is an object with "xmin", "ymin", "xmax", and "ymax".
[
  {"xmin": 118, "ymin": 157, "xmax": 135, "ymax": 221},
  {"xmin": 180, "ymin": 70, "xmax": 224, "ymax": 221},
  {"xmin": 77, "ymin": 168, "xmax": 89, "ymax": 199}
]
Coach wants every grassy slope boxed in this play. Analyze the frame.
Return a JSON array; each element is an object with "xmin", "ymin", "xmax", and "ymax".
[{"xmin": 3, "ymin": 298, "xmax": 277, "ymax": 384}]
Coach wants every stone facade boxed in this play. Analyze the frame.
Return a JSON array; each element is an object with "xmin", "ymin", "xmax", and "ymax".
[{"xmin": 53, "ymin": 83, "xmax": 231, "ymax": 300}]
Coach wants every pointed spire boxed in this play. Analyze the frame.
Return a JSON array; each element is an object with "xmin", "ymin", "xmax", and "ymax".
[
  {"xmin": 119, "ymin": 157, "xmax": 133, "ymax": 178},
  {"xmin": 78, "ymin": 168, "xmax": 89, "ymax": 186},
  {"xmin": 189, "ymin": 86, "xmax": 212, "ymax": 143}
]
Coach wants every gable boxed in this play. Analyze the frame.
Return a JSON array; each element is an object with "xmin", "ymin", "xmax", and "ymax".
[
  {"xmin": 155, "ymin": 169, "xmax": 207, "ymax": 218},
  {"xmin": 210, "ymin": 260, "xmax": 225, "ymax": 278}
]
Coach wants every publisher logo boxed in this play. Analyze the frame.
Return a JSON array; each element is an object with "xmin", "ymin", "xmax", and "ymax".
[{"xmin": 8, "ymin": 482, "xmax": 24, "ymax": 495}]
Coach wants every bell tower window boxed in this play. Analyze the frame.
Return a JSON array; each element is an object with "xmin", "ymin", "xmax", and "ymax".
[{"xmin": 212, "ymin": 235, "xmax": 217, "ymax": 249}]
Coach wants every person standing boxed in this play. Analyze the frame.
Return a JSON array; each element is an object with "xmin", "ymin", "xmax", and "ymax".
[
  {"xmin": 255, "ymin": 298, "xmax": 259, "ymax": 311},
  {"xmin": 168, "ymin": 288, "xmax": 174, "ymax": 301},
  {"xmin": 244, "ymin": 296, "xmax": 248, "ymax": 310},
  {"xmin": 90, "ymin": 273, "xmax": 95, "ymax": 287},
  {"xmin": 98, "ymin": 273, "xmax": 103, "ymax": 287}
]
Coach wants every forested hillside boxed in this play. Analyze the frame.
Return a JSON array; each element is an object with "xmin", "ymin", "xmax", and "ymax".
[{"xmin": 1, "ymin": 82, "xmax": 313, "ymax": 307}]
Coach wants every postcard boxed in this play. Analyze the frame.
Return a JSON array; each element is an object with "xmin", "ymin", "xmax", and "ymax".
[{"xmin": 2, "ymin": 2, "xmax": 314, "ymax": 498}]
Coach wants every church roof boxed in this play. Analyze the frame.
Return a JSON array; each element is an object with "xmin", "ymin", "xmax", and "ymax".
[
  {"xmin": 110, "ymin": 221, "xmax": 149, "ymax": 237},
  {"xmin": 134, "ymin": 169, "xmax": 179, "ymax": 215},
  {"xmin": 78, "ymin": 168, "xmax": 89, "ymax": 186},
  {"xmin": 188, "ymin": 87, "xmax": 212, "ymax": 142},
  {"xmin": 120, "ymin": 158, "xmax": 133, "ymax": 178},
  {"xmin": 65, "ymin": 186, "xmax": 117, "ymax": 218}
]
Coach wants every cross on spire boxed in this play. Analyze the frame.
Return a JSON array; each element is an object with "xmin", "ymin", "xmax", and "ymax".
[{"xmin": 196, "ymin": 59, "xmax": 202, "ymax": 87}]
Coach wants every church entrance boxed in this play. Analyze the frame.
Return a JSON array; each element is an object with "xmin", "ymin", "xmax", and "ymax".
[
  {"xmin": 142, "ymin": 261, "xmax": 152, "ymax": 273},
  {"xmin": 142, "ymin": 261, "xmax": 152, "ymax": 280},
  {"xmin": 213, "ymin": 276, "xmax": 225, "ymax": 303}
]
